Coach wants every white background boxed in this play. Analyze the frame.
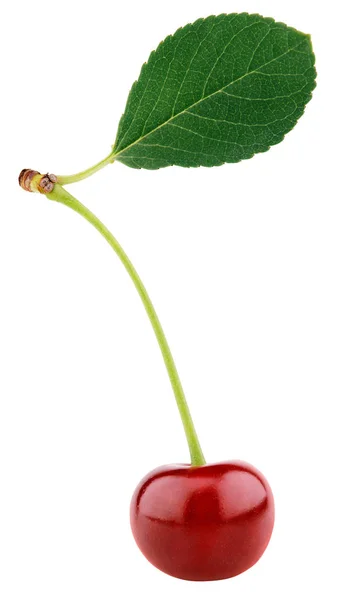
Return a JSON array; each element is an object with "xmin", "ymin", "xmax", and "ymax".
[{"xmin": 1, "ymin": 0, "xmax": 343, "ymax": 598}]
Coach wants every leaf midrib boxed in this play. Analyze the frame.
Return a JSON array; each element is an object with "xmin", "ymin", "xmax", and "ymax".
[{"xmin": 113, "ymin": 39, "xmax": 306, "ymax": 160}]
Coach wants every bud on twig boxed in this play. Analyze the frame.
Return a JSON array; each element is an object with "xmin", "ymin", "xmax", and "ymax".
[{"xmin": 18, "ymin": 170, "xmax": 57, "ymax": 194}]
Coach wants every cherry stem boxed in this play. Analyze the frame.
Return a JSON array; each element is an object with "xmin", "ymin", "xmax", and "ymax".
[
  {"xmin": 46, "ymin": 183, "xmax": 206, "ymax": 467},
  {"xmin": 57, "ymin": 153, "xmax": 115, "ymax": 185}
]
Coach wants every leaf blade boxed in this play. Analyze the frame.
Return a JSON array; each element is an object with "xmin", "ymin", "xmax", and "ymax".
[{"xmin": 113, "ymin": 14, "xmax": 316, "ymax": 169}]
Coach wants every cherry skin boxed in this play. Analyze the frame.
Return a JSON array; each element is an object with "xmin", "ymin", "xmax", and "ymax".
[{"xmin": 130, "ymin": 461, "xmax": 274, "ymax": 581}]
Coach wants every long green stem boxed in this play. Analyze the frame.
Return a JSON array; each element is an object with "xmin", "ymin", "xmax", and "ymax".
[
  {"xmin": 57, "ymin": 153, "xmax": 115, "ymax": 185},
  {"xmin": 47, "ymin": 184, "xmax": 206, "ymax": 466}
]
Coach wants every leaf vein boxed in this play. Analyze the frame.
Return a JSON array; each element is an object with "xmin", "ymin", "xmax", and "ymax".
[
  {"xmin": 185, "ymin": 110, "xmax": 295, "ymax": 128},
  {"xmin": 171, "ymin": 22, "xmax": 217, "ymax": 117},
  {"xmin": 202, "ymin": 18, "xmax": 268, "ymax": 96},
  {"xmin": 246, "ymin": 26, "xmax": 275, "ymax": 73}
]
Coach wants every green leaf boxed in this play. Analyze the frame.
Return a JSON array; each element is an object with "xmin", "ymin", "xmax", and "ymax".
[{"xmin": 113, "ymin": 13, "xmax": 316, "ymax": 170}]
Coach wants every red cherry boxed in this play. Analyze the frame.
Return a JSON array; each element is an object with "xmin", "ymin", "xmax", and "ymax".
[{"xmin": 130, "ymin": 461, "xmax": 274, "ymax": 581}]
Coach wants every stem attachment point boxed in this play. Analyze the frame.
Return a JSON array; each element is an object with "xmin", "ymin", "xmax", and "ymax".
[{"xmin": 19, "ymin": 169, "xmax": 57, "ymax": 194}]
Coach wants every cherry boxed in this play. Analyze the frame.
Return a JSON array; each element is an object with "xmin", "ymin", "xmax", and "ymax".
[
  {"xmin": 19, "ymin": 176, "xmax": 275, "ymax": 582},
  {"xmin": 131, "ymin": 461, "xmax": 274, "ymax": 581}
]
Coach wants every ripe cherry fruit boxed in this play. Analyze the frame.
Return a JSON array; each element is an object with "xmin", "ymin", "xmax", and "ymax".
[
  {"xmin": 19, "ymin": 178, "xmax": 275, "ymax": 581},
  {"xmin": 131, "ymin": 462, "xmax": 274, "ymax": 581}
]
